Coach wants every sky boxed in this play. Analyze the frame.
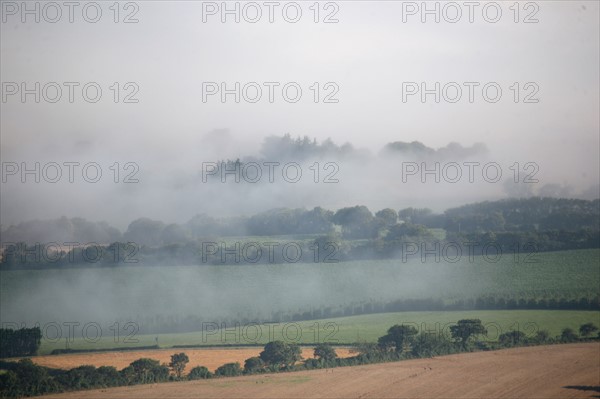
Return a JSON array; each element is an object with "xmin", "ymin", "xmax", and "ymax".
[{"xmin": 1, "ymin": 0, "xmax": 599, "ymax": 228}]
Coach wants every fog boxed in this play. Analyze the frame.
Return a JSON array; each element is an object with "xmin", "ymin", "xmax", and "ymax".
[
  {"xmin": 1, "ymin": 1, "xmax": 599, "ymax": 336},
  {"xmin": 2, "ymin": 1, "xmax": 599, "ymax": 229},
  {"xmin": 0, "ymin": 257, "xmax": 556, "ymax": 332},
  {"xmin": 1, "ymin": 132, "xmax": 598, "ymax": 233}
]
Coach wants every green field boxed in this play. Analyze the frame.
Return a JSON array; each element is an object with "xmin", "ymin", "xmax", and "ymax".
[
  {"xmin": 37, "ymin": 310, "xmax": 600, "ymax": 355},
  {"xmin": 2, "ymin": 248, "xmax": 598, "ymax": 355}
]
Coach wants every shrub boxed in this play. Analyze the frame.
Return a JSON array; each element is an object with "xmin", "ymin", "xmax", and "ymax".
[
  {"xmin": 498, "ymin": 331, "xmax": 527, "ymax": 347},
  {"xmin": 533, "ymin": 330, "xmax": 550, "ymax": 344},
  {"xmin": 560, "ymin": 328, "xmax": 578, "ymax": 343},
  {"xmin": 243, "ymin": 357, "xmax": 265, "ymax": 374},
  {"xmin": 215, "ymin": 363, "xmax": 242, "ymax": 377},
  {"xmin": 579, "ymin": 323, "xmax": 598, "ymax": 337},
  {"xmin": 188, "ymin": 366, "xmax": 211, "ymax": 380}
]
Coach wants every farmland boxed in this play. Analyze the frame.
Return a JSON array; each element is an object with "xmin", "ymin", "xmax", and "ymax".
[
  {"xmin": 21, "ymin": 347, "xmax": 356, "ymax": 373},
  {"xmin": 1, "ymin": 248, "xmax": 599, "ymax": 362},
  {"xmin": 1, "ymin": 248, "xmax": 598, "ymax": 339},
  {"xmin": 41, "ymin": 343, "xmax": 600, "ymax": 399},
  {"xmin": 35, "ymin": 310, "xmax": 600, "ymax": 355}
]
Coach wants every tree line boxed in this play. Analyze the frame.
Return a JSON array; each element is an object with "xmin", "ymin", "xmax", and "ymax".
[
  {"xmin": 109, "ymin": 294, "xmax": 600, "ymax": 336},
  {"xmin": 0, "ymin": 329, "xmax": 41, "ymax": 359},
  {"xmin": 2, "ymin": 227, "xmax": 598, "ymax": 270},
  {"xmin": 1, "ymin": 320, "xmax": 598, "ymax": 397},
  {"xmin": 2, "ymin": 197, "xmax": 598, "ymax": 248}
]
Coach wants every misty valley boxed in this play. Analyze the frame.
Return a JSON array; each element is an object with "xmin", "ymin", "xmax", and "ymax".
[{"xmin": 1, "ymin": 196, "xmax": 599, "ymax": 338}]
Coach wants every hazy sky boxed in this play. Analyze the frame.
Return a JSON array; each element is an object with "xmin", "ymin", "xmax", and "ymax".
[{"xmin": 1, "ymin": 1, "xmax": 599, "ymax": 228}]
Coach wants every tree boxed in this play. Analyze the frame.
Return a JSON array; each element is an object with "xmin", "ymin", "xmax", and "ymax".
[
  {"xmin": 127, "ymin": 358, "xmax": 169, "ymax": 384},
  {"xmin": 243, "ymin": 357, "xmax": 265, "ymax": 374},
  {"xmin": 215, "ymin": 362, "xmax": 242, "ymax": 377},
  {"xmin": 411, "ymin": 332, "xmax": 455, "ymax": 358},
  {"xmin": 259, "ymin": 341, "xmax": 302, "ymax": 369},
  {"xmin": 579, "ymin": 323, "xmax": 598, "ymax": 337},
  {"xmin": 377, "ymin": 325, "xmax": 418, "ymax": 353},
  {"xmin": 169, "ymin": 353, "xmax": 189, "ymax": 379},
  {"xmin": 449, "ymin": 319, "xmax": 487, "ymax": 348},
  {"xmin": 375, "ymin": 208, "xmax": 398, "ymax": 227},
  {"xmin": 96, "ymin": 366, "xmax": 123, "ymax": 387},
  {"xmin": 188, "ymin": 366, "xmax": 211, "ymax": 380},
  {"xmin": 313, "ymin": 344, "xmax": 337, "ymax": 362},
  {"xmin": 332, "ymin": 206, "xmax": 375, "ymax": 238},
  {"xmin": 0, "ymin": 327, "xmax": 42, "ymax": 358},
  {"xmin": 560, "ymin": 328, "xmax": 578, "ymax": 342}
]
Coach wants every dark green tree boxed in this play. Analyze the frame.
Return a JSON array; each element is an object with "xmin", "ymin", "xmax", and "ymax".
[
  {"xmin": 313, "ymin": 344, "xmax": 337, "ymax": 362},
  {"xmin": 0, "ymin": 327, "xmax": 42, "ymax": 358},
  {"xmin": 560, "ymin": 328, "xmax": 578, "ymax": 342},
  {"xmin": 243, "ymin": 357, "xmax": 265, "ymax": 374},
  {"xmin": 215, "ymin": 362, "xmax": 242, "ymax": 377},
  {"xmin": 169, "ymin": 353, "xmax": 189, "ymax": 379},
  {"xmin": 449, "ymin": 319, "xmax": 487, "ymax": 348},
  {"xmin": 259, "ymin": 341, "xmax": 302, "ymax": 369},
  {"xmin": 377, "ymin": 325, "xmax": 418, "ymax": 353},
  {"xmin": 411, "ymin": 332, "xmax": 455, "ymax": 357},
  {"xmin": 127, "ymin": 358, "xmax": 169, "ymax": 384},
  {"xmin": 188, "ymin": 366, "xmax": 211, "ymax": 380}
]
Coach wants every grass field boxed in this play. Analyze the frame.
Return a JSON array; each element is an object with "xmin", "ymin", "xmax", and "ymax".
[
  {"xmin": 37, "ymin": 310, "xmax": 600, "ymax": 355},
  {"xmin": 2, "ymin": 248, "xmax": 598, "ymax": 355},
  {"xmin": 2, "ymin": 248, "xmax": 598, "ymax": 329}
]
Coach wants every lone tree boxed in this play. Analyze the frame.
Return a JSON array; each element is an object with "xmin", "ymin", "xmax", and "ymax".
[
  {"xmin": 314, "ymin": 344, "xmax": 337, "ymax": 362},
  {"xmin": 259, "ymin": 341, "xmax": 302, "ymax": 369},
  {"xmin": 378, "ymin": 325, "xmax": 418, "ymax": 353},
  {"xmin": 169, "ymin": 353, "xmax": 189, "ymax": 379},
  {"xmin": 579, "ymin": 323, "xmax": 598, "ymax": 337},
  {"xmin": 450, "ymin": 319, "xmax": 487, "ymax": 348}
]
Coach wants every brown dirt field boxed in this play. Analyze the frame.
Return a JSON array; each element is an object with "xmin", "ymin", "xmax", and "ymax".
[
  {"xmin": 24, "ymin": 347, "xmax": 355, "ymax": 373},
  {"xmin": 44, "ymin": 343, "xmax": 600, "ymax": 399}
]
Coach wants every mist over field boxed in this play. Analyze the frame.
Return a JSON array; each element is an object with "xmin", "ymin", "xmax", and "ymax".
[
  {"xmin": 2, "ymin": 248, "xmax": 599, "ymax": 334},
  {"xmin": 0, "ymin": 0, "xmax": 599, "ymax": 374}
]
